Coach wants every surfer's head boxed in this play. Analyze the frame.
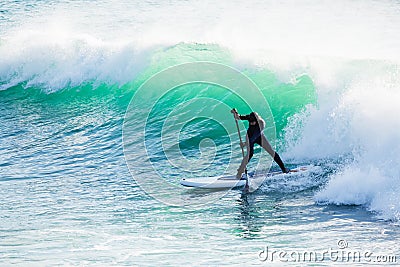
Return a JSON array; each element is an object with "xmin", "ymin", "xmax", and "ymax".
[{"xmin": 249, "ymin": 112, "xmax": 257, "ymax": 122}]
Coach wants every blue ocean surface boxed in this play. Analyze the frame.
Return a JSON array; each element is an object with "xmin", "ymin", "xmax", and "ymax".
[{"xmin": 1, "ymin": 0, "xmax": 400, "ymax": 265}]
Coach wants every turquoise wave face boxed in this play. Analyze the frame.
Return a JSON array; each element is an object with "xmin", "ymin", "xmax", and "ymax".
[
  {"xmin": 136, "ymin": 43, "xmax": 317, "ymax": 137},
  {"xmin": 0, "ymin": 42, "xmax": 317, "ymax": 154}
]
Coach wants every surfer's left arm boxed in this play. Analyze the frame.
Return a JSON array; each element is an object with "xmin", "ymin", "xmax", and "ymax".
[{"xmin": 231, "ymin": 109, "xmax": 248, "ymax": 120}]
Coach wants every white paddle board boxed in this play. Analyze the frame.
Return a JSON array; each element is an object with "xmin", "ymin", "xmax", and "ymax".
[
  {"xmin": 180, "ymin": 175, "xmax": 247, "ymax": 189},
  {"xmin": 180, "ymin": 166, "xmax": 309, "ymax": 189}
]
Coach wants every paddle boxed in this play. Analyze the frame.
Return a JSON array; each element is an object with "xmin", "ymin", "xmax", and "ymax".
[{"xmin": 231, "ymin": 108, "xmax": 249, "ymax": 191}]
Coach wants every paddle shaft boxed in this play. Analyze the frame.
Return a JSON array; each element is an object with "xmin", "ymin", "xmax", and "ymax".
[
  {"xmin": 234, "ymin": 116, "xmax": 245, "ymax": 158},
  {"xmin": 232, "ymin": 109, "xmax": 247, "ymax": 175}
]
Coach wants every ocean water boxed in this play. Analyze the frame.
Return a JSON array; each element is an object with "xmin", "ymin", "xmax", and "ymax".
[{"xmin": 1, "ymin": 0, "xmax": 400, "ymax": 265}]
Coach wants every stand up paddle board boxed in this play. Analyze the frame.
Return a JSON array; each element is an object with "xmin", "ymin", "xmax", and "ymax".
[
  {"xmin": 180, "ymin": 175, "xmax": 246, "ymax": 189},
  {"xmin": 180, "ymin": 166, "xmax": 309, "ymax": 189}
]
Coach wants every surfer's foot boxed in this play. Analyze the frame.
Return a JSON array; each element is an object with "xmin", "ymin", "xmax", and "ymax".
[
  {"xmin": 274, "ymin": 153, "xmax": 289, "ymax": 173},
  {"xmin": 236, "ymin": 172, "xmax": 248, "ymax": 180},
  {"xmin": 236, "ymin": 168, "xmax": 246, "ymax": 179}
]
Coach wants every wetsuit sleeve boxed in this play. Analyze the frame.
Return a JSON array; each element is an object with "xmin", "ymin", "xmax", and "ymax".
[{"xmin": 238, "ymin": 114, "xmax": 250, "ymax": 120}]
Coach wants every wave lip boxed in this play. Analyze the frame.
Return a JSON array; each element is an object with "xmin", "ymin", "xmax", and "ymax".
[{"xmin": 0, "ymin": 31, "xmax": 151, "ymax": 92}]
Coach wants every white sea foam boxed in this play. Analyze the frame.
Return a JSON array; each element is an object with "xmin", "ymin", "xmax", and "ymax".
[{"xmin": 284, "ymin": 63, "xmax": 400, "ymax": 221}]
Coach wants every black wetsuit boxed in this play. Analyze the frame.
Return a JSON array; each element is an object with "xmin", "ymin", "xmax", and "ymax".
[
  {"xmin": 239, "ymin": 114, "xmax": 288, "ymax": 173},
  {"xmin": 239, "ymin": 114, "xmax": 262, "ymax": 160}
]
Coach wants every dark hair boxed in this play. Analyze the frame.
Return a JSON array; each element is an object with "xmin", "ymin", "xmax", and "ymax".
[{"xmin": 249, "ymin": 112, "xmax": 257, "ymax": 122}]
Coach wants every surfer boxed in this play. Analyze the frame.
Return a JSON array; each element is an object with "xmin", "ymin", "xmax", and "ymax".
[{"xmin": 231, "ymin": 109, "xmax": 289, "ymax": 179}]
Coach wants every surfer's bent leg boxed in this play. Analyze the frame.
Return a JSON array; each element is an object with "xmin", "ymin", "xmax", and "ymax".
[
  {"xmin": 260, "ymin": 135, "xmax": 289, "ymax": 173},
  {"xmin": 260, "ymin": 135, "xmax": 274, "ymax": 156}
]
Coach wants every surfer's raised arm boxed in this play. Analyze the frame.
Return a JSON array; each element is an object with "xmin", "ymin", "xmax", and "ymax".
[
  {"xmin": 231, "ymin": 109, "xmax": 252, "ymax": 121},
  {"xmin": 231, "ymin": 109, "xmax": 265, "ymax": 130}
]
